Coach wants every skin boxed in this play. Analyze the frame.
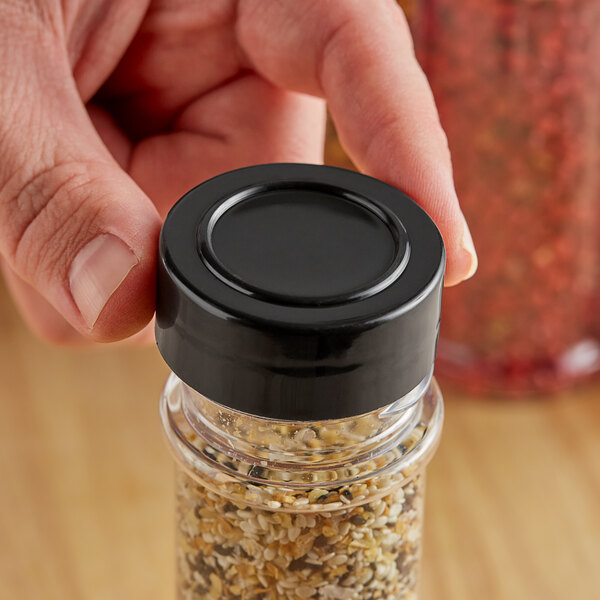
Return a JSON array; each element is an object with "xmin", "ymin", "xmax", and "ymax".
[{"xmin": 0, "ymin": 0, "xmax": 477, "ymax": 345}]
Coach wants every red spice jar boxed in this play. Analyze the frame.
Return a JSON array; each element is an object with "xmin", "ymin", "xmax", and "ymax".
[{"xmin": 413, "ymin": 0, "xmax": 600, "ymax": 395}]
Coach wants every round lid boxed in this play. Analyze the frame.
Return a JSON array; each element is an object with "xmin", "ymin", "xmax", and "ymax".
[{"xmin": 156, "ymin": 164, "xmax": 445, "ymax": 420}]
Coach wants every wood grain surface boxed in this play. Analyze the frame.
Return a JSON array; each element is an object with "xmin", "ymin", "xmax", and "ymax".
[{"xmin": 1, "ymin": 279, "xmax": 599, "ymax": 600}]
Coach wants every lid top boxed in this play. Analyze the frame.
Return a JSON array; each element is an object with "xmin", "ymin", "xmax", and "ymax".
[
  {"xmin": 162, "ymin": 164, "xmax": 443, "ymax": 330},
  {"xmin": 199, "ymin": 184, "xmax": 409, "ymax": 307}
]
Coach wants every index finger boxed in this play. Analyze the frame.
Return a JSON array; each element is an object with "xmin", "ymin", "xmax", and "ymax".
[{"xmin": 237, "ymin": 0, "xmax": 477, "ymax": 286}]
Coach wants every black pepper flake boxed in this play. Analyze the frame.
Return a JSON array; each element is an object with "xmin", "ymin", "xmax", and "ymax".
[
  {"xmin": 223, "ymin": 502, "xmax": 238, "ymax": 513},
  {"xmin": 201, "ymin": 449, "xmax": 216, "ymax": 462},
  {"xmin": 247, "ymin": 465, "xmax": 267, "ymax": 479},
  {"xmin": 288, "ymin": 557, "xmax": 318, "ymax": 572},
  {"xmin": 316, "ymin": 494, "xmax": 329, "ymax": 504},
  {"xmin": 341, "ymin": 489, "xmax": 354, "ymax": 500},
  {"xmin": 288, "ymin": 558, "xmax": 307, "ymax": 571},
  {"xmin": 215, "ymin": 544, "xmax": 235, "ymax": 557},
  {"xmin": 396, "ymin": 550, "xmax": 409, "ymax": 575},
  {"xmin": 349, "ymin": 515, "xmax": 367, "ymax": 526},
  {"xmin": 239, "ymin": 547, "xmax": 250, "ymax": 560},
  {"xmin": 215, "ymin": 562, "xmax": 226, "ymax": 578},
  {"xmin": 188, "ymin": 555, "xmax": 214, "ymax": 578},
  {"xmin": 364, "ymin": 505, "xmax": 374, "ymax": 512},
  {"xmin": 313, "ymin": 534, "xmax": 328, "ymax": 548}
]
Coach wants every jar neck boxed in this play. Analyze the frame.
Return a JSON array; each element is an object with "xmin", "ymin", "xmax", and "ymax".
[
  {"xmin": 182, "ymin": 370, "xmax": 431, "ymax": 467},
  {"xmin": 161, "ymin": 370, "xmax": 443, "ymax": 503}
]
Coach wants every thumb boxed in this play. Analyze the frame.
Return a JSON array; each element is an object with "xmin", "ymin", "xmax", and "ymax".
[{"xmin": 0, "ymin": 42, "xmax": 161, "ymax": 341}]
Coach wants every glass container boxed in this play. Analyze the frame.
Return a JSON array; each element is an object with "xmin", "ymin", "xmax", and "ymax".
[
  {"xmin": 161, "ymin": 372, "xmax": 442, "ymax": 600},
  {"xmin": 414, "ymin": 0, "xmax": 600, "ymax": 395},
  {"xmin": 155, "ymin": 164, "xmax": 446, "ymax": 599}
]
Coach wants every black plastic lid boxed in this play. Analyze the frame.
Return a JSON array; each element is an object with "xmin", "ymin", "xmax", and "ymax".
[{"xmin": 156, "ymin": 164, "xmax": 445, "ymax": 420}]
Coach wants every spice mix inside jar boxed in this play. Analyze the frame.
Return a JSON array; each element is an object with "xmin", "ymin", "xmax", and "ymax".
[{"xmin": 156, "ymin": 164, "xmax": 445, "ymax": 600}]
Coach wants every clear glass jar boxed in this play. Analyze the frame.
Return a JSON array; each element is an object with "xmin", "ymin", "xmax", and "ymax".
[
  {"xmin": 160, "ymin": 372, "xmax": 443, "ymax": 600},
  {"xmin": 414, "ymin": 0, "xmax": 600, "ymax": 395}
]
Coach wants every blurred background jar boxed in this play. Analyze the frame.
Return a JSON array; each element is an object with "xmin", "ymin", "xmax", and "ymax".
[
  {"xmin": 327, "ymin": 0, "xmax": 600, "ymax": 396},
  {"xmin": 412, "ymin": 0, "xmax": 600, "ymax": 395}
]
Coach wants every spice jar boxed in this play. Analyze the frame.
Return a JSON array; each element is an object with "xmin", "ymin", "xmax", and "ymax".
[
  {"xmin": 156, "ymin": 164, "xmax": 445, "ymax": 600},
  {"xmin": 413, "ymin": 0, "xmax": 600, "ymax": 394}
]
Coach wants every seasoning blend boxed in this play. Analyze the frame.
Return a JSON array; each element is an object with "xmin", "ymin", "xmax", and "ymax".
[
  {"xmin": 156, "ymin": 164, "xmax": 445, "ymax": 600},
  {"xmin": 414, "ymin": 0, "xmax": 600, "ymax": 394}
]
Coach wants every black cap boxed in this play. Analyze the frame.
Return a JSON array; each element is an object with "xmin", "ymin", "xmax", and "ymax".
[{"xmin": 156, "ymin": 164, "xmax": 444, "ymax": 420}]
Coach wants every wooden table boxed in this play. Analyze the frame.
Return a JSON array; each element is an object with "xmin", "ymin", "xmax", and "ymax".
[{"xmin": 1, "ymin": 280, "xmax": 598, "ymax": 600}]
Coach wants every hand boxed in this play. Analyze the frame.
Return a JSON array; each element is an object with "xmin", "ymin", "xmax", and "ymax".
[{"xmin": 0, "ymin": 0, "xmax": 477, "ymax": 345}]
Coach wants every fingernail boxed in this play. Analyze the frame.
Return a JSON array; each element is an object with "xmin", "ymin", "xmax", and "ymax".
[
  {"xmin": 460, "ymin": 225, "xmax": 478, "ymax": 280},
  {"xmin": 69, "ymin": 234, "xmax": 138, "ymax": 328}
]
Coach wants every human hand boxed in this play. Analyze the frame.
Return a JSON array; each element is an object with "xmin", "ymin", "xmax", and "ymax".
[{"xmin": 0, "ymin": 0, "xmax": 477, "ymax": 345}]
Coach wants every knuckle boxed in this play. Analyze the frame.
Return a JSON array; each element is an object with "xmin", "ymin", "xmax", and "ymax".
[
  {"xmin": 316, "ymin": 0, "xmax": 406, "ymax": 90},
  {"xmin": 0, "ymin": 1, "xmax": 61, "ymax": 34},
  {"xmin": 2, "ymin": 160, "xmax": 106, "ymax": 284},
  {"xmin": 0, "ymin": 1, "xmax": 63, "ymax": 71},
  {"xmin": 316, "ymin": 10, "xmax": 355, "ymax": 92}
]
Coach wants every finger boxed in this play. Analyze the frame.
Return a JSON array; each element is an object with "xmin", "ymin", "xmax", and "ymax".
[
  {"xmin": 1, "ymin": 259, "xmax": 87, "ymax": 345},
  {"xmin": 86, "ymin": 104, "xmax": 132, "ymax": 170},
  {"xmin": 0, "ymin": 34, "xmax": 161, "ymax": 342},
  {"xmin": 130, "ymin": 74, "xmax": 326, "ymax": 215},
  {"xmin": 175, "ymin": 74, "xmax": 326, "ymax": 165},
  {"xmin": 237, "ymin": 0, "xmax": 477, "ymax": 286},
  {"xmin": 1, "ymin": 259, "xmax": 156, "ymax": 346}
]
